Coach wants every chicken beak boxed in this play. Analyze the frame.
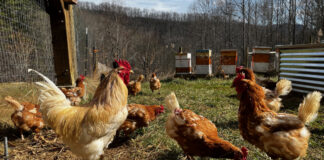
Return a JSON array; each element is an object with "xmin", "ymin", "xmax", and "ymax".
[{"xmin": 130, "ymin": 70, "xmax": 134, "ymax": 74}]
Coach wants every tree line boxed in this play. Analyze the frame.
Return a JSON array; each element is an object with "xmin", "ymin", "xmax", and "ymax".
[{"xmin": 75, "ymin": 0, "xmax": 324, "ymax": 78}]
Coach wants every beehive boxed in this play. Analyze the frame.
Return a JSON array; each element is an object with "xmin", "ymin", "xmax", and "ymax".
[
  {"xmin": 220, "ymin": 49, "xmax": 237, "ymax": 75},
  {"xmin": 195, "ymin": 49, "xmax": 212, "ymax": 75},
  {"xmin": 250, "ymin": 47, "xmax": 275, "ymax": 73},
  {"xmin": 175, "ymin": 52, "xmax": 192, "ymax": 75}
]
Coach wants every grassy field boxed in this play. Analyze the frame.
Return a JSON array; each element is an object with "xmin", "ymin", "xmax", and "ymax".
[{"xmin": 0, "ymin": 77, "xmax": 323, "ymax": 159}]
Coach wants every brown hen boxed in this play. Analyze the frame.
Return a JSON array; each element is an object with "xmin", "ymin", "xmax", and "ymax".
[
  {"xmin": 233, "ymin": 67, "xmax": 292, "ymax": 112},
  {"xmin": 164, "ymin": 93, "xmax": 248, "ymax": 160},
  {"xmin": 118, "ymin": 104, "xmax": 164, "ymax": 136},
  {"xmin": 150, "ymin": 73, "xmax": 161, "ymax": 93},
  {"xmin": 127, "ymin": 74, "xmax": 144, "ymax": 96},
  {"xmin": 60, "ymin": 75, "xmax": 86, "ymax": 105},
  {"xmin": 234, "ymin": 69, "xmax": 321, "ymax": 159},
  {"xmin": 4, "ymin": 96, "xmax": 44, "ymax": 140}
]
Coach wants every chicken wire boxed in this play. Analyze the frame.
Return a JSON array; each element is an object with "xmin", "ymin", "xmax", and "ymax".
[
  {"xmin": 0, "ymin": 0, "xmax": 55, "ymax": 83},
  {"xmin": 74, "ymin": 6, "xmax": 93, "ymax": 77}
]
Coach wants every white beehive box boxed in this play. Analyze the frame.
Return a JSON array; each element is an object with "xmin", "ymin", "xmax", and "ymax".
[{"xmin": 175, "ymin": 53, "xmax": 192, "ymax": 75}]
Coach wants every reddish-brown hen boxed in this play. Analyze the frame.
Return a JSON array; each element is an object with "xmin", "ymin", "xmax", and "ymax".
[
  {"xmin": 234, "ymin": 68, "xmax": 322, "ymax": 159},
  {"xmin": 4, "ymin": 96, "xmax": 44, "ymax": 140},
  {"xmin": 233, "ymin": 68, "xmax": 292, "ymax": 112},
  {"xmin": 164, "ymin": 93, "xmax": 248, "ymax": 160},
  {"xmin": 60, "ymin": 75, "xmax": 86, "ymax": 105},
  {"xmin": 118, "ymin": 104, "xmax": 164, "ymax": 136}
]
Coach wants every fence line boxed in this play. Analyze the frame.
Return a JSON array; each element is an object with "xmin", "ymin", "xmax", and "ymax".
[{"xmin": 0, "ymin": 0, "xmax": 55, "ymax": 83}]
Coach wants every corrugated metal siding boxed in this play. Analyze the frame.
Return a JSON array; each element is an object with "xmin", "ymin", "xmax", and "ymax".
[{"xmin": 278, "ymin": 46, "xmax": 324, "ymax": 94}]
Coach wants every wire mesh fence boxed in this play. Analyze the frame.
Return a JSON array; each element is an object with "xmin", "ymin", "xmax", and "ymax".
[
  {"xmin": 74, "ymin": 6, "xmax": 94, "ymax": 77},
  {"xmin": 0, "ymin": 0, "xmax": 55, "ymax": 83}
]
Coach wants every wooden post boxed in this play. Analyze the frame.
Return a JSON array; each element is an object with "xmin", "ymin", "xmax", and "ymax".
[
  {"xmin": 47, "ymin": 0, "xmax": 78, "ymax": 86},
  {"xmin": 246, "ymin": 47, "xmax": 249, "ymax": 68},
  {"xmin": 85, "ymin": 27, "xmax": 88, "ymax": 76},
  {"xmin": 93, "ymin": 46, "xmax": 98, "ymax": 73},
  {"xmin": 318, "ymin": 28, "xmax": 323, "ymax": 43}
]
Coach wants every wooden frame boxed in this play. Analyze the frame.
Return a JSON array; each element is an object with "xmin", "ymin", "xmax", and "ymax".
[{"xmin": 46, "ymin": 0, "xmax": 77, "ymax": 86}]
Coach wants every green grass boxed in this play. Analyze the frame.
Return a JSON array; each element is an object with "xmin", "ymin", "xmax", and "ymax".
[
  {"xmin": 108, "ymin": 77, "xmax": 323, "ymax": 160},
  {"xmin": 0, "ymin": 77, "xmax": 323, "ymax": 160}
]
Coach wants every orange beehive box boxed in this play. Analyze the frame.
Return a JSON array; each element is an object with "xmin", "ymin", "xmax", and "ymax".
[
  {"xmin": 250, "ymin": 47, "xmax": 274, "ymax": 73},
  {"xmin": 220, "ymin": 49, "xmax": 237, "ymax": 74},
  {"xmin": 196, "ymin": 49, "xmax": 212, "ymax": 75}
]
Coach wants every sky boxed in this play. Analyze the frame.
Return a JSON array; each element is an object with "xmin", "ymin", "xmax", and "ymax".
[{"xmin": 78, "ymin": 0, "xmax": 195, "ymax": 13}]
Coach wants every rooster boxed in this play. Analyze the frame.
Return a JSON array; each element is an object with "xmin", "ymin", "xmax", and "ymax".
[
  {"xmin": 118, "ymin": 104, "xmax": 164, "ymax": 136},
  {"xmin": 4, "ymin": 96, "xmax": 44, "ymax": 140},
  {"xmin": 60, "ymin": 75, "xmax": 86, "ymax": 105},
  {"xmin": 233, "ymin": 67, "xmax": 292, "ymax": 112},
  {"xmin": 150, "ymin": 73, "xmax": 161, "ymax": 93},
  {"xmin": 28, "ymin": 59, "xmax": 132, "ymax": 160},
  {"xmin": 127, "ymin": 74, "xmax": 144, "ymax": 96},
  {"xmin": 164, "ymin": 92, "xmax": 248, "ymax": 160},
  {"xmin": 234, "ymin": 69, "xmax": 322, "ymax": 159}
]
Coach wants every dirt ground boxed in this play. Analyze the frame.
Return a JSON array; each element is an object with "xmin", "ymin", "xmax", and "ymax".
[{"xmin": 0, "ymin": 127, "xmax": 138, "ymax": 160}]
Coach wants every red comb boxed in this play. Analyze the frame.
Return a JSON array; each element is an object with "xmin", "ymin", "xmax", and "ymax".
[
  {"xmin": 236, "ymin": 66, "xmax": 244, "ymax": 73},
  {"xmin": 116, "ymin": 59, "xmax": 131, "ymax": 70},
  {"xmin": 80, "ymin": 75, "xmax": 85, "ymax": 79},
  {"xmin": 160, "ymin": 105, "xmax": 164, "ymax": 110},
  {"xmin": 241, "ymin": 147, "xmax": 248, "ymax": 159}
]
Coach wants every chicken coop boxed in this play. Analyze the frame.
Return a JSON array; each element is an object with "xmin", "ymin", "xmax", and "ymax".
[
  {"xmin": 175, "ymin": 48, "xmax": 192, "ymax": 76},
  {"xmin": 248, "ymin": 47, "xmax": 277, "ymax": 73},
  {"xmin": 195, "ymin": 49, "xmax": 212, "ymax": 76},
  {"xmin": 277, "ymin": 43, "xmax": 324, "ymax": 94},
  {"xmin": 220, "ymin": 49, "xmax": 237, "ymax": 75}
]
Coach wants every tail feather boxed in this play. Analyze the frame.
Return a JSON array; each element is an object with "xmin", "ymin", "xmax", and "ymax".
[
  {"xmin": 137, "ymin": 75, "xmax": 144, "ymax": 82},
  {"xmin": 275, "ymin": 79, "xmax": 292, "ymax": 97},
  {"xmin": 164, "ymin": 92, "xmax": 180, "ymax": 112},
  {"xmin": 28, "ymin": 69, "xmax": 70, "ymax": 107},
  {"xmin": 298, "ymin": 91, "xmax": 322, "ymax": 124},
  {"xmin": 4, "ymin": 96, "xmax": 24, "ymax": 111},
  {"xmin": 28, "ymin": 69, "xmax": 66, "ymax": 97}
]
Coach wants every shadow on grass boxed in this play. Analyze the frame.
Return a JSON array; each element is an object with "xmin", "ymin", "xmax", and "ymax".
[
  {"xmin": 310, "ymin": 127, "xmax": 324, "ymax": 137},
  {"xmin": 0, "ymin": 122, "xmax": 22, "ymax": 141},
  {"xmin": 281, "ymin": 91, "xmax": 324, "ymax": 112},
  {"xmin": 156, "ymin": 149, "xmax": 182, "ymax": 160},
  {"xmin": 161, "ymin": 78, "xmax": 174, "ymax": 83},
  {"xmin": 109, "ymin": 129, "xmax": 145, "ymax": 148},
  {"xmin": 108, "ymin": 134, "xmax": 131, "ymax": 148},
  {"xmin": 280, "ymin": 92, "xmax": 304, "ymax": 111},
  {"xmin": 215, "ymin": 119, "xmax": 239, "ymax": 130},
  {"xmin": 227, "ymin": 94, "xmax": 237, "ymax": 99},
  {"xmin": 205, "ymin": 103, "xmax": 217, "ymax": 108}
]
